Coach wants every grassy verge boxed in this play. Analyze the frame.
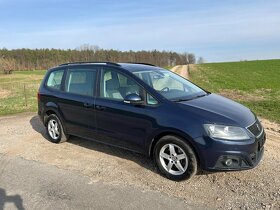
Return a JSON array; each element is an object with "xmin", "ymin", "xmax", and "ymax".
[
  {"xmin": 190, "ymin": 59, "xmax": 280, "ymax": 123},
  {"xmin": 0, "ymin": 70, "xmax": 46, "ymax": 116}
]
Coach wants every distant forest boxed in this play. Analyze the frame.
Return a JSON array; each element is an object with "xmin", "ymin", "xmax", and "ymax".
[{"xmin": 0, "ymin": 45, "xmax": 196, "ymax": 71}]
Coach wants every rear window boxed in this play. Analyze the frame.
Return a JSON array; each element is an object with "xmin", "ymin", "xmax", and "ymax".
[
  {"xmin": 64, "ymin": 69, "xmax": 96, "ymax": 97},
  {"xmin": 46, "ymin": 70, "xmax": 64, "ymax": 90}
]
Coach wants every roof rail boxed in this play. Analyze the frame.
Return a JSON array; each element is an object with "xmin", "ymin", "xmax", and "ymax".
[
  {"xmin": 130, "ymin": 62, "xmax": 156, "ymax": 66},
  {"xmin": 59, "ymin": 61, "xmax": 120, "ymax": 66}
]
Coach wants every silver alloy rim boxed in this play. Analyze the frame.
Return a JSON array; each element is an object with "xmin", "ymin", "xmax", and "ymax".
[
  {"xmin": 47, "ymin": 119, "xmax": 60, "ymax": 140},
  {"xmin": 159, "ymin": 143, "xmax": 188, "ymax": 175}
]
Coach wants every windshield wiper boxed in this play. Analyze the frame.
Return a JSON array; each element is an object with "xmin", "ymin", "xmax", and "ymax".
[
  {"xmin": 172, "ymin": 98, "xmax": 191, "ymax": 102},
  {"xmin": 193, "ymin": 93, "xmax": 208, "ymax": 99},
  {"xmin": 172, "ymin": 93, "xmax": 209, "ymax": 102}
]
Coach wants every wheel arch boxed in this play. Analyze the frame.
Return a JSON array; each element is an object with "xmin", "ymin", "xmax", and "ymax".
[
  {"xmin": 44, "ymin": 107, "xmax": 68, "ymax": 135},
  {"xmin": 148, "ymin": 131, "xmax": 201, "ymax": 167},
  {"xmin": 43, "ymin": 102, "xmax": 64, "ymax": 126}
]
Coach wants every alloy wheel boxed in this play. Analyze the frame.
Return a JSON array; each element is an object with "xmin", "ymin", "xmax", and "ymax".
[
  {"xmin": 159, "ymin": 143, "xmax": 188, "ymax": 175},
  {"xmin": 47, "ymin": 119, "xmax": 60, "ymax": 140}
]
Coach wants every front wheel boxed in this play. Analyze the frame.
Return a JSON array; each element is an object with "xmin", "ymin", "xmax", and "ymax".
[{"xmin": 154, "ymin": 135, "xmax": 198, "ymax": 181}]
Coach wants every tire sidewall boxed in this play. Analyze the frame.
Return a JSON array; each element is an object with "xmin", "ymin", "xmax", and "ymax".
[
  {"xmin": 154, "ymin": 135, "xmax": 198, "ymax": 181},
  {"xmin": 45, "ymin": 114, "xmax": 63, "ymax": 143}
]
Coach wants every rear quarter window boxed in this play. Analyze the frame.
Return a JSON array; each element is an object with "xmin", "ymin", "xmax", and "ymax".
[{"xmin": 46, "ymin": 70, "xmax": 64, "ymax": 90}]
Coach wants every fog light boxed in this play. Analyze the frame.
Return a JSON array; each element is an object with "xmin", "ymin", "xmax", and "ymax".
[{"xmin": 224, "ymin": 159, "xmax": 233, "ymax": 166}]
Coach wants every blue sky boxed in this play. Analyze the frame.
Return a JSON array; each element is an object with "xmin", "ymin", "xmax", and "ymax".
[{"xmin": 0, "ymin": 0, "xmax": 279, "ymax": 62}]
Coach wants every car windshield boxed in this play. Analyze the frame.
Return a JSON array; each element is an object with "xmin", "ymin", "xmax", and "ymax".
[{"xmin": 133, "ymin": 69, "xmax": 208, "ymax": 101}]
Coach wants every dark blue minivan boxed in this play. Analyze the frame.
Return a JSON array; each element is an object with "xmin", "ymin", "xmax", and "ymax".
[{"xmin": 38, "ymin": 62, "xmax": 265, "ymax": 180}]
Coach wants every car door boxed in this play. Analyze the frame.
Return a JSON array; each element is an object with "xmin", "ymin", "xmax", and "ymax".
[
  {"xmin": 58, "ymin": 66, "xmax": 98, "ymax": 139},
  {"xmin": 94, "ymin": 67, "xmax": 156, "ymax": 153}
]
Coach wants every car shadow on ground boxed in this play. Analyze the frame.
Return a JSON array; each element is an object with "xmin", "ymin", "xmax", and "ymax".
[
  {"xmin": 29, "ymin": 115, "xmax": 159, "ymax": 175},
  {"xmin": 0, "ymin": 188, "xmax": 25, "ymax": 210}
]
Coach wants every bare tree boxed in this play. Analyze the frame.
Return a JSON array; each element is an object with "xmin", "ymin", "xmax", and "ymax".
[
  {"xmin": 0, "ymin": 57, "xmax": 16, "ymax": 74},
  {"xmin": 197, "ymin": 57, "xmax": 204, "ymax": 64},
  {"xmin": 187, "ymin": 53, "xmax": 196, "ymax": 64},
  {"xmin": 76, "ymin": 44, "xmax": 100, "ymax": 52}
]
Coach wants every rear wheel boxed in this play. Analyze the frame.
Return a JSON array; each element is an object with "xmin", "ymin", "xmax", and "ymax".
[
  {"xmin": 45, "ymin": 114, "xmax": 68, "ymax": 143},
  {"xmin": 154, "ymin": 135, "xmax": 198, "ymax": 181}
]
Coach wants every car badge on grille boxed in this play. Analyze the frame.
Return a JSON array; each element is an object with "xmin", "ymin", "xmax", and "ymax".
[{"xmin": 256, "ymin": 123, "xmax": 260, "ymax": 131}]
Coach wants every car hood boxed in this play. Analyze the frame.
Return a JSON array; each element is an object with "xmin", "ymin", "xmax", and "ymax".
[{"xmin": 177, "ymin": 93, "xmax": 256, "ymax": 127}]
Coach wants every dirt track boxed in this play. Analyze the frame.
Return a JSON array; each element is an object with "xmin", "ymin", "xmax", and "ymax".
[
  {"xmin": 0, "ymin": 113, "xmax": 279, "ymax": 209},
  {"xmin": 171, "ymin": 65, "xmax": 190, "ymax": 79}
]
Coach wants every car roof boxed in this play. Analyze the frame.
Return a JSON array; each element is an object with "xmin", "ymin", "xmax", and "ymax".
[
  {"xmin": 118, "ymin": 63, "xmax": 163, "ymax": 72},
  {"xmin": 56, "ymin": 62, "xmax": 164, "ymax": 72}
]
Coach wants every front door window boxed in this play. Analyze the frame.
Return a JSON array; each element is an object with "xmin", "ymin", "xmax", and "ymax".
[{"xmin": 100, "ymin": 68, "xmax": 144, "ymax": 101}]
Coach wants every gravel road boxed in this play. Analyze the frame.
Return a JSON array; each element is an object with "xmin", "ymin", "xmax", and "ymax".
[
  {"xmin": 0, "ymin": 113, "xmax": 279, "ymax": 209},
  {"xmin": 0, "ymin": 154, "xmax": 191, "ymax": 210}
]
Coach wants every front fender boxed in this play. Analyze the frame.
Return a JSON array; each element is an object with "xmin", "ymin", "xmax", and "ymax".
[{"xmin": 146, "ymin": 128, "xmax": 198, "ymax": 157}]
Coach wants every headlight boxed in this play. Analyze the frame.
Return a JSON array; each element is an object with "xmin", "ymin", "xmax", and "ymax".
[{"xmin": 204, "ymin": 124, "xmax": 250, "ymax": 140}]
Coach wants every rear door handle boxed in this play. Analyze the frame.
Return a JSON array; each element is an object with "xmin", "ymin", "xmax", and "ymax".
[
  {"xmin": 95, "ymin": 105, "xmax": 106, "ymax": 111},
  {"xmin": 84, "ymin": 103, "xmax": 94, "ymax": 108}
]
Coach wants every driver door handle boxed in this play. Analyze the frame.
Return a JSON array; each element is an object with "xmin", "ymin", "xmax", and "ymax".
[
  {"xmin": 83, "ymin": 103, "xmax": 94, "ymax": 108},
  {"xmin": 95, "ymin": 105, "xmax": 106, "ymax": 111}
]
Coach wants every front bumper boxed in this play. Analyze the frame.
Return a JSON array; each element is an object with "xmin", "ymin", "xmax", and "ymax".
[{"xmin": 194, "ymin": 130, "xmax": 266, "ymax": 171}]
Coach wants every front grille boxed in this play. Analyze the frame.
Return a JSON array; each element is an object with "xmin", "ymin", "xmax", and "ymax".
[
  {"xmin": 258, "ymin": 137, "xmax": 265, "ymax": 150},
  {"xmin": 247, "ymin": 119, "xmax": 263, "ymax": 137}
]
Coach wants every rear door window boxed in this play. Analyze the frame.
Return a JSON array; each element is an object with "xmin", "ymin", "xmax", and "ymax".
[
  {"xmin": 46, "ymin": 70, "xmax": 64, "ymax": 90},
  {"xmin": 64, "ymin": 69, "xmax": 97, "ymax": 97}
]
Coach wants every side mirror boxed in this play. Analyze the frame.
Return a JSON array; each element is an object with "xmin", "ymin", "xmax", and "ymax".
[{"xmin": 124, "ymin": 93, "xmax": 143, "ymax": 105}]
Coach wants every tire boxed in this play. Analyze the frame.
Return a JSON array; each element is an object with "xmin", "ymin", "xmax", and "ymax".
[
  {"xmin": 45, "ymin": 114, "xmax": 68, "ymax": 143},
  {"xmin": 154, "ymin": 135, "xmax": 198, "ymax": 181}
]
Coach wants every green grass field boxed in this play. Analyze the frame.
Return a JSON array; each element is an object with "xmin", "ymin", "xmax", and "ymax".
[
  {"xmin": 0, "ymin": 70, "xmax": 46, "ymax": 116},
  {"xmin": 190, "ymin": 59, "xmax": 280, "ymax": 123}
]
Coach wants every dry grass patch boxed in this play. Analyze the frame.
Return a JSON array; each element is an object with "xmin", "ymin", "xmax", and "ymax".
[
  {"xmin": 219, "ymin": 89, "xmax": 266, "ymax": 102},
  {"xmin": 0, "ymin": 87, "xmax": 12, "ymax": 99}
]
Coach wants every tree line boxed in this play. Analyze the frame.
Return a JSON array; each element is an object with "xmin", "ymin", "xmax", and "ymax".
[{"xmin": 0, "ymin": 45, "xmax": 196, "ymax": 72}]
